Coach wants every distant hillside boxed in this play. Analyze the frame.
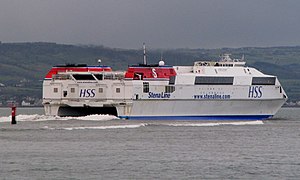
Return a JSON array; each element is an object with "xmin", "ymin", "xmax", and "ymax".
[{"xmin": 0, "ymin": 42, "xmax": 299, "ymax": 105}]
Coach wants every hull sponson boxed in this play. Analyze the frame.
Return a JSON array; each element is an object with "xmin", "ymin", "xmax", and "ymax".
[
  {"xmin": 119, "ymin": 115, "xmax": 272, "ymax": 120},
  {"xmin": 122, "ymin": 99, "xmax": 285, "ymax": 118}
]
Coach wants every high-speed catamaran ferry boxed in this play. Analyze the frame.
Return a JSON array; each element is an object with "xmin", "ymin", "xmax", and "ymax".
[{"xmin": 43, "ymin": 50, "xmax": 287, "ymax": 120}]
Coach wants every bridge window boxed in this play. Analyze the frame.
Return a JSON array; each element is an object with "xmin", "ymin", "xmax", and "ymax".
[
  {"xmin": 252, "ymin": 77, "xmax": 276, "ymax": 85},
  {"xmin": 99, "ymin": 88, "xmax": 103, "ymax": 93},
  {"xmin": 72, "ymin": 74, "xmax": 95, "ymax": 80},
  {"xmin": 143, "ymin": 82, "xmax": 149, "ymax": 93},
  {"xmin": 53, "ymin": 74, "xmax": 71, "ymax": 80},
  {"xmin": 195, "ymin": 76, "xmax": 234, "ymax": 85},
  {"xmin": 71, "ymin": 88, "xmax": 75, "ymax": 93},
  {"xmin": 134, "ymin": 73, "xmax": 143, "ymax": 80},
  {"xmin": 94, "ymin": 74, "xmax": 103, "ymax": 80},
  {"xmin": 169, "ymin": 76, "xmax": 176, "ymax": 85},
  {"xmin": 53, "ymin": 88, "xmax": 58, "ymax": 93},
  {"xmin": 104, "ymin": 74, "xmax": 114, "ymax": 80},
  {"xmin": 165, "ymin": 86, "xmax": 175, "ymax": 93}
]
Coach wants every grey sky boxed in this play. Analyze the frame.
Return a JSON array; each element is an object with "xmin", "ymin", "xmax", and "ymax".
[{"xmin": 1, "ymin": 0, "xmax": 300, "ymax": 49}]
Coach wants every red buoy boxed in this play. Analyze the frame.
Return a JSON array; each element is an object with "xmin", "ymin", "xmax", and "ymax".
[{"xmin": 11, "ymin": 105, "xmax": 17, "ymax": 124}]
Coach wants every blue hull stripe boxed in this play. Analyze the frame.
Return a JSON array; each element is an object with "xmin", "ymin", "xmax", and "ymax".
[{"xmin": 118, "ymin": 115, "xmax": 272, "ymax": 120}]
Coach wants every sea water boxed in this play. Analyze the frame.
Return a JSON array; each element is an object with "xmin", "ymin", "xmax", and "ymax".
[{"xmin": 0, "ymin": 107, "xmax": 300, "ymax": 179}]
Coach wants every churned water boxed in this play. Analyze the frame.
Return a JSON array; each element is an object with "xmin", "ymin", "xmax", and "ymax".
[{"xmin": 0, "ymin": 107, "xmax": 300, "ymax": 179}]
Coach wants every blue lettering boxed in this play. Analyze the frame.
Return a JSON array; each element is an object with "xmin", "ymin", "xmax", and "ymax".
[
  {"xmin": 91, "ymin": 89, "xmax": 96, "ymax": 97},
  {"xmin": 248, "ymin": 86, "xmax": 263, "ymax": 98},
  {"xmin": 193, "ymin": 93, "xmax": 230, "ymax": 99},
  {"xmin": 148, "ymin": 92, "xmax": 170, "ymax": 99},
  {"xmin": 254, "ymin": 86, "xmax": 259, "ymax": 98},
  {"xmin": 258, "ymin": 86, "xmax": 262, "ymax": 98},
  {"xmin": 248, "ymin": 86, "xmax": 254, "ymax": 98},
  {"xmin": 80, "ymin": 89, "xmax": 96, "ymax": 98},
  {"xmin": 86, "ymin": 89, "xmax": 91, "ymax": 97},
  {"xmin": 80, "ymin": 89, "xmax": 86, "ymax": 97}
]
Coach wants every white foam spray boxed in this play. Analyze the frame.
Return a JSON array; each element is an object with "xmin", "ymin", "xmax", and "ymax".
[
  {"xmin": 44, "ymin": 123, "xmax": 147, "ymax": 130},
  {"xmin": 0, "ymin": 114, "xmax": 117, "ymax": 123},
  {"xmin": 166, "ymin": 121, "xmax": 264, "ymax": 127}
]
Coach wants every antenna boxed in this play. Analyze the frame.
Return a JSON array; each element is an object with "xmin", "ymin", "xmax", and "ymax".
[
  {"xmin": 241, "ymin": 54, "xmax": 245, "ymax": 61},
  {"xmin": 159, "ymin": 51, "xmax": 165, "ymax": 66},
  {"xmin": 143, "ymin": 43, "xmax": 147, "ymax": 65}
]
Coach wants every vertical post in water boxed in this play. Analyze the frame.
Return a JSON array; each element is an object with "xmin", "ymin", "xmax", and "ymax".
[
  {"xmin": 143, "ymin": 43, "xmax": 147, "ymax": 65},
  {"xmin": 11, "ymin": 105, "xmax": 17, "ymax": 124}
]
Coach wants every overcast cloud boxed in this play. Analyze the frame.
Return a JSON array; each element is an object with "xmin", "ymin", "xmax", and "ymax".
[{"xmin": 0, "ymin": 0, "xmax": 300, "ymax": 49}]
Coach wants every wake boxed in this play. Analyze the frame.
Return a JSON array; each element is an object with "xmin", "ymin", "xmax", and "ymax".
[
  {"xmin": 43, "ymin": 121, "xmax": 263, "ymax": 131},
  {"xmin": 44, "ymin": 123, "xmax": 148, "ymax": 130},
  {"xmin": 165, "ymin": 121, "xmax": 264, "ymax": 127},
  {"xmin": 0, "ymin": 114, "xmax": 118, "ymax": 123}
]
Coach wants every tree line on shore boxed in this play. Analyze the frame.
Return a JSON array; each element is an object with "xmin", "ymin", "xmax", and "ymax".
[{"xmin": 0, "ymin": 42, "xmax": 299, "ymax": 105}]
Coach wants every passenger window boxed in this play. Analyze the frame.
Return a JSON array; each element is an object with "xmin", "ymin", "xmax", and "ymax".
[
  {"xmin": 165, "ymin": 86, "xmax": 175, "ymax": 93},
  {"xmin": 143, "ymin": 82, "xmax": 149, "ymax": 93}
]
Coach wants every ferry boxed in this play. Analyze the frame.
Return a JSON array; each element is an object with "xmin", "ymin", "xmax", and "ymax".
[{"xmin": 43, "ymin": 48, "xmax": 287, "ymax": 120}]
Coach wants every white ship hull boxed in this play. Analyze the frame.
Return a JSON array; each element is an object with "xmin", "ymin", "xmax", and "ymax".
[
  {"xmin": 44, "ymin": 98, "xmax": 285, "ymax": 120},
  {"xmin": 118, "ymin": 99, "xmax": 285, "ymax": 120},
  {"xmin": 42, "ymin": 53, "xmax": 288, "ymax": 120}
]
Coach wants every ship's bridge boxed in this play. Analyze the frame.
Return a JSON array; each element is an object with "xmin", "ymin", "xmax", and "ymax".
[
  {"xmin": 52, "ymin": 71, "xmax": 125, "ymax": 81},
  {"xmin": 45, "ymin": 64, "xmax": 112, "ymax": 80},
  {"xmin": 194, "ymin": 54, "xmax": 245, "ymax": 67},
  {"xmin": 193, "ymin": 54, "xmax": 246, "ymax": 74}
]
